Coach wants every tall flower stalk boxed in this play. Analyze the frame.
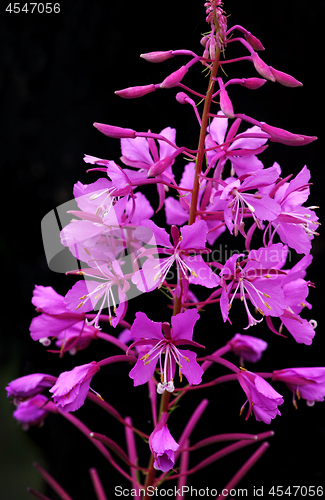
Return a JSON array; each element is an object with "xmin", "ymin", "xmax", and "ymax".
[{"xmin": 6, "ymin": 1, "xmax": 322, "ymax": 499}]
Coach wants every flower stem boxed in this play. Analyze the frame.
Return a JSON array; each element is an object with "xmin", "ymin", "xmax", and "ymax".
[{"xmin": 188, "ymin": 48, "xmax": 221, "ymax": 226}]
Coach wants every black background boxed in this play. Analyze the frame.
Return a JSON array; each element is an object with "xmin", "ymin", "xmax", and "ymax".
[{"xmin": 1, "ymin": 1, "xmax": 325, "ymax": 499}]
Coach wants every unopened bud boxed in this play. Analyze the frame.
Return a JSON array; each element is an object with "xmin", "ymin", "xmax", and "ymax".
[
  {"xmin": 148, "ymin": 156, "xmax": 173, "ymax": 177},
  {"xmin": 245, "ymin": 31, "xmax": 265, "ymax": 51},
  {"xmin": 269, "ymin": 67, "xmax": 303, "ymax": 87},
  {"xmin": 93, "ymin": 123, "xmax": 136, "ymax": 139},
  {"xmin": 140, "ymin": 50, "xmax": 174, "ymax": 63},
  {"xmin": 251, "ymin": 53, "xmax": 276, "ymax": 82},
  {"xmin": 176, "ymin": 92, "xmax": 189, "ymax": 104},
  {"xmin": 160, "ymin": 65, "xmax": 188, "ymax": 89},
  {"xmin": 239, "ymin": 77, "xmax": 267, "ymax": 90},
  {"xmin": 115, "ymin": 84, "xmax": 156, "ymax": 99},
  {"xmin": 261, "ymin": 123, "xmax": 317, "ymax": 146},
  {"xmin": 220, "ymin": 89, "xmax": 234, "ymax": 118}
]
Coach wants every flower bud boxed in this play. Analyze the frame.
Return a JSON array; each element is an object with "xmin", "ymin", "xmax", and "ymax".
[
  {"xmin": 200, "ymin": 35, "xmax": 208, "ymax": 47},
  {"xmin": 220, "ymin": 89, "xmax": 234, "ymax": 118},
  {"xmin": 115, "ymin": 84, "xmax": 156, "ymax": 99},
  {"xmin": 149, "ymin": 412, "xmax": 179, "ymax": 472},
  {"xmin": 93, "ymin": 123, "xmax": 136, "ymax": 139},
  {"xmin": 245, "ymin": 31, "xmax": 265, "ymax": 51},
  {"xmin": 239, "ymin": 77, "xmax": 267, "ymax": 90},
  {"xmin": 269, "ymin": 67, "xmax": 303, "ymax": 87},
  {"xmin": 176, "ymin": 92, "xmax": 189, "ymax": 104},
  {"xmin": 140, "ymin": 50, "xmax": 174, "ymax": 63},
  {"xmin": 160, "ymin": 65, "xmax": 188, "ymax": 89},
  {"xmin": 251, "ymin": 53, "xmax": 276, "ymax": 82},
  {"xmin": 261, "ymin": 123, "xmax": 317, "ymax": 146},
  {"xmin": 148, "ymin": 156, "xmax": 173, "ymax": 177}
]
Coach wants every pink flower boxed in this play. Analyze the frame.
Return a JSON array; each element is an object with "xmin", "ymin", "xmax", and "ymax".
[
  {"xmin": 217, "ymin": 164, "xmax": 281, "ymax": 236},
  {"xmin": 238, "ymin": 369, "xmax": 284, "ymax": 424},
  {"xmin": 13, "ymin": 395, "xmax": 51, "ymax": 429},
  {"xmin": 49, "ymin": 362, "xmax": 100, "ymax": 413},
  {"xmin": 149, "ymin": 412, "xmax": 179, "ymax": 472},
  {"xmin": 272, "ymin": 367, "xmax": 325, "ymax": 407},
  {"xmin": 205, "ymin": 112, "xmax": 268, "ymax": 177},
  {"xmin": 220, "ymin": 243, "xmax": 286, "ymax": 328},
  {"xmin": 64, "ymin": 254, "xmax": 130, "ymax": 329},
  {"xmin": 128, "ymin": 309, "xmax": 204, "ymax": 393},
  {"xmin": 6, "ymin": 373, "xmax": 56, "ymax": 402},
  {"xmin": 132, "ymin": 219, "xmax": 220, "ymax": 297},
  {"xmin": 164, "ymin": 162, "xmax": 226, "ymax": 245},
  {"xmin": 120, "ymin": 126, "xmax": 177, "ymax": 210},
  {"xmin": 262, "ymin": 166, "xmax": 319, "ymax": 255},
  {"xmin": 228, "ymin": 333, "xmax": 268, "ymax": 364},
  {"xmin": 29, "ymin": 285, "xmax": 98, "ymax": 354}
]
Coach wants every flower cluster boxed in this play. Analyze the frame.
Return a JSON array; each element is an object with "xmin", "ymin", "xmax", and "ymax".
[{"xmin": 6, "ymin": 1, "xmax": 322, "ymax": 498}]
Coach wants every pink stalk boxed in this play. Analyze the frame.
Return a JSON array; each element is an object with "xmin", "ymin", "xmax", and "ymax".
[
  {"xmin": 173, "ymin": 374, "xmax": 239, "ymax": 393},
  {"xmin": 201, "ymin": 345, "xmax": 232, "ymax": 372},
  {"xmin": 90, "ymin": 432, "xmax": 145, "ymax": 470},
  {"xmin": 181, "ymin": 433, "xmax": 257, "ymax": 452},
  {"xmin": 219, "ymin": 56, "xmax": 252, "ymax": 65},
  {"xmin": 176, "ymin": 91, "xmax": 202, "ymax": 124},
  {"xmin": 95, "ymin": 332, "xmax": 128, "ymax": 352},
  {"xmin": 89, "ymin": 468, "xmax": 108, "ymax": 500},
  {"xmin": 124, "ymin": 416, "xmax": 141, "ymax": 493},
  {"xmin": 98, "ymin": 354, "xmax": 137, "ymax": 367},
  {"xmin": 255, "ymin": 372, "xmax": 273, "ymax": 379},
  {"xmin": 32, "ymin": 463, "xmax": 74, "ymax": 500},
  {"xmin": 27, "ymin": 489, "xmax": 53, "ymax": 500},
  {"xmin": 176, "ymin": 439, "xmax": 190, "ymax": 499},
  {"xmin": 177, "ymin": 399, "xmax": 209, "ymax": 451},
  {"xmin": 215, "ymin": 442, "xmax": 270, "ymax": 500},
  {"xmin": 202, "ymin": 355, "xmax": 240, "ymax": 374},
  {"xmin": 148, "ymin": 378, "xmax": 157, "ymax": 427},
  {"xmin": 61, "ymin": 411, "xmax": 137, "ymax": 484},
  {"xmin": 173, "ymin": 431, "xmax": 274, "ymax": 477},
  {"xmin": 177, "ymin": 84, "xmax": 206, "ymax": 99},
  {"xmin": 86, "ymin": 392, "xmax": 149, "ymax": 439}
]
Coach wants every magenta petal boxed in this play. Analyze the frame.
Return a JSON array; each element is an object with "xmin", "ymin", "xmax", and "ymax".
[
  {"xmin": 6, "ymin": 373, "xmax": 56, "ymax": 399},
  {"xmin": 121, "ymin": 136, "xmax": 153, "ymax": 165},
  {"xmin": 13, "ymin": 395, "xmax": 50, "ymax": 426},
  {"xmin": 129, "ymin": 356, "xmax": 158, "ymax": 386},
  {"xmin": 150, "ymin": 425, "xmax": 179, "ymax": 472},
  {"xmin": 178, "ymin": 349, "xmax": 203, "ymax": 385},
  {"xmin": 32, "ymin": 285, "xmax": 67, "ymax": 314},
  {"xmin": 179, "ymin": 220, "xmax": 208, "ymax": 250},
  {"xmin": 165, "ymin": 197, "xmax": 189, "ymax": 226},
  {"xmin": 207, "ymin": 113, "xmax": 228, "ymax": 145},
  {"xmin": 135, "ymin": 219, "xmax": 172, "ymax": 248},
  {"xmin": 131, "ymin": 312, "xmax": 164, "ymax": 341},
  {"xmin": 246, "ymin": 195, "xmax": 281, "ymax": 221},
  {"xmin": 64, "ymin": 280, "xmax": 103, "ymax": 313},
  {"xmin": 50, "ymin": 362, "xmax": 100, "ymax": 412},
  {"xmin": 281, "ymin": 315, "xmax": 315, "ymax": 345},
  {"xmin": 171, "ymin": 309, "xmax": 199, "ymax": 342},
  {"xmin": 220, "ymin": 288, "xmax": 230, "ymax": 322},
  {"xmin": 158, "ymin": 127, "xmax": 177, "ymax": 159},
  {"xmin": 182, "ymin": 255, "xmax": 220, "ymax": 289}
]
